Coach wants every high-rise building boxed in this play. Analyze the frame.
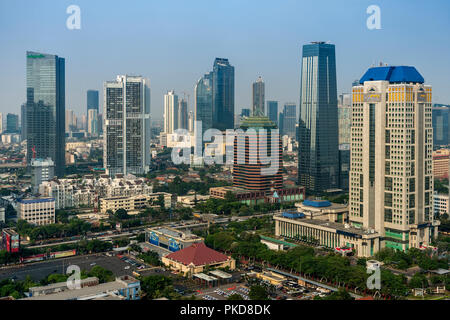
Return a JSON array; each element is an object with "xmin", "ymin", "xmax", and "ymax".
[
  {"xmin": 98, "ymin": 113, "xmax": 103, "ymax": 134},
  {"xmin": 20, "ymin": 104, "xmax": 26, "ymax": 140},
  {"xmin": 233, "ymin": 116, "xmax": 283, "ymax": 191},
  {"xmin": 178, "ymin": 98, "xmax": 188, "ymax": 130},
  {"xmin": 338, "ymin": 93, "xmax": 352, "ymax": 145},
  {"xmin": 188, "ymin": 111, "xmax": 194, "ymax": 133},
  {"xmin": 267, "ymin": 101, "xmax": 278, "ymax": 125},
  {"xmin": 87, "ymin": 90, "xmax": 99, "ymax": 114},
  {"xmin": 104, "ymin": 75, "xmax": 151, "ymax": 176},
  {"xmin": 212, "ymin": 58, "xmax": 235, "ymax": 131},
  {"xmin": 241, "ymin": 109, "xmax": 250, "ymax": 117},
  {"xmin": 88, "ymin": 109, "xmax": 98, "ymax": 136},
  {"xmin": 164, "ymin": 90, "xmax": 178, "ymax": 134},
  {"xmin": 195, "ymin": 72, "xmax": 213, "ymax": 136},
  {"xmin": 252, "ymin": 76, "xmax": 265, "ymax": 116},
  {"xmin": 281, "ymin": 103, "xmax": 296, "ymax": 138},
  {"xmin": 0, "ymin": 113, "xmax": 3, "ymax": 133},
  {"xmin": 432, "ymin": 104, "xmax": 450, "ymax": 148},
  {"xmin": 298, "ymin": 42, "xmax": 339, "ymax": 193},
  {"xmin": 350, "ymin": 65, "xmax": 439, "ymax": 251},
  {"xmin": 6, "ymin": 113, "xmax": 19, "ymax": 133},
  {"xmin": 26, "ymin": 51, "xmax": 65, "ymax": 177},
  {"xmin": 31, "ymin": 158, "xmax": 55, "ymax": 193}
]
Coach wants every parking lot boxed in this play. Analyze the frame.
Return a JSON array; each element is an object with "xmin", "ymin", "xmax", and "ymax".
[
  {"xmin": 196, "ymin": 284, "xmax": 250, "ymax": 301},
  {"xmin": 0, "ymin": 253, "xmax": 151, "ymax": 282}
]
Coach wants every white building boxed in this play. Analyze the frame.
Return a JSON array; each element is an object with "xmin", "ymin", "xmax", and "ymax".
[
  {"xmin": 104, "ymin": 75, "xmax": 151, "ymax": 176},
  {"xmin": 17, "ymin": 198, "xmax": 55, "ymax": 226},
  {"xmin": 349, "ymin": 66, "xmax": 439, "ymax": 252},
  {"xmin": 163, "ymin": 90, "xmax": 178, "ymax": 135},
  {"xmin": 31, "ymin": 158, "xmax": 55, "ymax": 193},
  {"xmin": 433, "ymin": 193, "xmax": 448, "ymax": 217},
  {"xmin": 88, "ymin": 109, "xmax": 98, "ymax": 136}
]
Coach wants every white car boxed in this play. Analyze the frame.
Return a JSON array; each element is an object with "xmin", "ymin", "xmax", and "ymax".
[{"xmin": 124, "ymin": 266, "xmax": 130, "ymax": 270}]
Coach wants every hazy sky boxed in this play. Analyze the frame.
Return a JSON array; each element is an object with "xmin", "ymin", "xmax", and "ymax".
[{"xmin": 1, "ymin": 0, "xmax": 449, "ymax": 120}]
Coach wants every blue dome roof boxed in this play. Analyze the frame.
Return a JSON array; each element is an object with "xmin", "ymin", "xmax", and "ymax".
[{"xmin": 359, "ymin": 66, "xmax": 424, "ymax": 84}]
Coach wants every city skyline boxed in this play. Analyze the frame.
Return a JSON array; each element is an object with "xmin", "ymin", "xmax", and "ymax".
[{"xmin": 1, "ymin": 0, "xmax": 450, "ymax": 119}]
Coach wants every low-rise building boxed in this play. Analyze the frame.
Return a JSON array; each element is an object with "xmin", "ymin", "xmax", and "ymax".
[
  {"xmin": 100, "ymin": 192, "xmax": 172, "ymax": 214},
  {"xmin": 295, "ymin": 199, "xmax": 348, "ymax": 223},
  {"xmin": 210, "ymin": 186, "xmax": 305, "ymax": 205},
  {"xmin": 31, "ymin": 158, "xmax": 55, "ymax": 193},
  {"xmin": 145, "ymin": 226, "xmax": 203, "ymax": 252},
  {"xmin": 433, "ymin": 149, "xmax": 449, "ymax": 179},
  {"xmin": 162, "ymin": 242, "xmax": 235, "ymax": 276},
  {"xmin": 23, "ymin": 275, "xmax": 140, "ymax": 300},
  {"xmin": 17, "ymin": 198, "xmax": 55, "ymax": 226},
  {"xmin": 177, "ymin": 194, "xmax": 210, "ymax": 207}
]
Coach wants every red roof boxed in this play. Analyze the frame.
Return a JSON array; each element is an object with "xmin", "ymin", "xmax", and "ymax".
[{"xmin": 165, "ymin": 242, "xmax": 230, "ymax": 266}]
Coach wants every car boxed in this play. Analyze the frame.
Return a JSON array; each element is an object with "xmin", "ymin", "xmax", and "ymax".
[
  {"xmin": 90, "ymin": 262, "xmax": 96, "ymax": 266},
  {"xmin": 124, "ymin": 266, "xmax": 130, "ymax": 270}
]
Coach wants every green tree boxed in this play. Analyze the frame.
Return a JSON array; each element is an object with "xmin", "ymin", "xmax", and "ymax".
[{"xmin": 249, "ymin": 285, "xmax": 269, "ymax": 300}]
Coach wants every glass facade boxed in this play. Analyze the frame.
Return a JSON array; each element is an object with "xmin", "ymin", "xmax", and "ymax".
[
  {"xmin": 26, "ymin": 51, "xmax": 65, "ymax": 177},
  {"xmin": 212, "ymin": 58, "xmax": 235, "ymax": 131},
  {"xmin": 267, "ymin": 101, "xmax": 278, "ymax": 125},
  {"xmin": 87, "ymin": 90, "xmax": 99, "ymax": 114},
  {"xmin": 195, "ymin": 72, "xmax": 213, "ymax": 136},
  {"xmin": 432, "ymin": 105, "xmax": 450, "ymax": 148},
  {"xmin": 298, "ymin": 42, "xmax": 339, "ymax": 193},
  {"xmin": 281, "ymin": 103, "xmax": 296, "ymax": 138}
]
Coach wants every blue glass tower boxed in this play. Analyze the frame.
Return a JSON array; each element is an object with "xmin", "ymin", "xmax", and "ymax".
[
  {"xmin": 267, "ymin": 101, "xmax": 278, "ymax": 125},
  {"xmin": 212, "ymin": 58, "xmax": 235, "ymax": 131},
  {"xmin": 26, "ymin": 51, "xmax": 65, "ymax": 177},
  {"xmin": 298, "ymin": 42, "xmax": 339, "ymax": 193}
]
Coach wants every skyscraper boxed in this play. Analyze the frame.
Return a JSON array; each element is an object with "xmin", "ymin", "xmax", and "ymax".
[
  {"xmin": 432, "ymin": 104, "xmax": 450, "ymax": 148},
  {"xmin": 104, "ymin": 75, "xmax": 151, "ymax": 176},
  {"xmin": 26, "ymin": 51, "xmax": 65, "ymax": 177},
  {"xmin": 87, "ymin": 90, "xmax": 99, "ymax": 114},
  {"xmin": 338, "ymin": 93, "xmax": 352, "ymax": 145},
  {"xmin": 252, "ymin": 76, "xmax": 265, "ymax": 116},
  {"xmin": 298, "ymin": 42, "xmax": 339, "ymax": 193},
  {"xmin": 267, "ymin": 101, "xmax": 278, "ymax": 125},
  {"xmin": 88, "ymin": 109, "xmax": 98, "ymax": 136},
  {"xmin": 212, "ymin": 58, "xmax": 235, "ymax": 131},
  {"xmin": 241, "ymin": 109, "xmax": 250, "ymax": 117},
  {"xmin": 20, "ymin": 103, "xmax": 26, "ymax": 140},
  {"xmin": 164, "ymin": 90, "xmax": 178, "ymax": 134},
  {"xmin": 350, "ymin": 65, "xmax": 439, "ymax": 251},
  {"xmin": 6, "ymin": 114, "xmax": 19, "ymax": 133},
  {"xmin": 233, "ymin": 116, "xmax": 283, "ymax": 191},
  {"xmin": 178, "ymin": 98, "xmax": 188, "ymax": 130},
  {"xmin": 281, "ymin": 103, "xmax": 296, "ymax": 138},
  {"xmin": 195, "ymin": 72, "xmax": 213, "ymax": 136}
]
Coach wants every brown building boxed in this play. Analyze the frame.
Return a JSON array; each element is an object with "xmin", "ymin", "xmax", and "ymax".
[
  {"xmin": 233, "ymin": 116, "xmax": 283, "ymax": 191},
  {"xmin": 433, "ymin": 149, "xmax": 449, "ymax": 179}
]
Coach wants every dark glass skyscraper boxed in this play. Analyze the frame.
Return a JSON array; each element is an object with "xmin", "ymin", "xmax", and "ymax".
[
  {"xmin": 432, "ymin": 104, "xmax": 450, "ymax": 148},
  {"xmin": 195, "ymin": 72, "xmax": 213, "ymax": 136},
  {"xmin": 26, "ymin": 51, "xmax": 65, "ymax": 177},
  {"xmin": 298, "ymin": 42, "xmax": 339, "ymax": 193},
  {"xmin": 212, "ymin": 58, "xmax": 234, "ymax": 131},
  {"xmin": 267, "ymin": 101, "xmax": 278, "ymax": 125},
  {"xmin": 5, "ymin": 114, "xmax": 19, "ymax": 133},
  {"xmin": 281, "ymin": 103, "xmax": 296, "ymax": 138},
  {"xmin": 87, "ymin": 90, "xmax": 99, "ymax": 113}
]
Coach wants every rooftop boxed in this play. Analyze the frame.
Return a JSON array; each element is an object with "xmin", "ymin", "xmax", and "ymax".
[
  {"xmin": 359, "ymin": 66, "xmax": 424, "ymax": 84},
  {"xmin": 164, "ymin": 242, "xmax": 231, "ymax": 267}
]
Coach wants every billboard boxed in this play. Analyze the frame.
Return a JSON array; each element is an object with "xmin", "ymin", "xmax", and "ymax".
[
  {"xmin": 49, "ymin": 249, "xmax": 76, "ymax": 259},
  {"xmin": 21, "ymin": 253, "xmax": 46, "ymax": 263}
]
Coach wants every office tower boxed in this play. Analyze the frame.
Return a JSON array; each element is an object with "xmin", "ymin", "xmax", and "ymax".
[
  {"xmin": 195, "ymin": 72, "xmax": 213, "ymax": 136},
  {"xmin": 298, "ymin": 42, "xmax": 339, "ymax": 193},
  {"xmin": 88, "ymin": 109, "xmax": 98, "ymax": 136},
  {"xmin": 279, "ymin": 112, "xmax": 284, "ymax": 136},
  {"xmin": 432, "ymin": 104, "xmax": 450, "ymax": 148},
  {"xmin": 241, "ymin": 108, "xmax": 250, "ymax": 117},
  {"xmin": 338, "ymin": 93, "xmax": 352, "ymax": 145},
  {"xmin": 104, "ymin": 75, "xmax": 151, "ymax": 176},
  {"xmin": 252, "ymin": 76, "xmax": 265, "ymax": 116},
  {"xmin": 65, "ymin": 109, "xmax": 73, "ymax": 132},
  {"xmin": 188, "ymin": 111, "xmax": 194, "ymax": 133},
  {"xmin": 267, "ymin": 101, "xmax": 278, "ymax": 125},
  {"xmin": 6, "ymin": 114, "xmax": 19, "ymax": 133},
  {"xmin": 212, "ymin": 58, "xmax": 235, "ymax": 131},
  {"xmin": 350, "ymin": 65, "xmax": 439, "ymax": 251},
  {"xmin": 31, "ymin": 158, "xmax": 55, "ymax": 193},
  {"xmin": 87, "ymin": 90, "xmax": 99, "ymax": 114},
  {"xmin": 164, "ymin": 90, "xmax": 178, "ymax": 134},
  {"xmin": 233, "ymin": 116, "xmax": 282, "ymax": 191},
  {"xmin": 81, "ymin": 114, "xmax": 87, "ymax": 131},
  {"xmin": 26, "ymin": 51, "xmax": 65, "ymax": 177},
  {"xmin": 281, "ymin": 103, "xmax": 296, "ymax": 138},
  {"xmin": 178, "ymin": 98, "xmax": 188, "ymax": 130},
  {"xmin": 98, "ymin": 113, "xmax": 103, "ymax": 134},
  {"xmin": 21, "ymin": 104, "xmax": 26, "ymax": 140},
  {"xmin": 0, "ymin": 113, "xmax": 2, "ymax": 133}
]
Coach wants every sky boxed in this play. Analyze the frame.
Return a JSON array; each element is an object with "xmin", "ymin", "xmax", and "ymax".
[{"xmin": 0, "ymin": 0, "xmax": 449, "ymax": 120}]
